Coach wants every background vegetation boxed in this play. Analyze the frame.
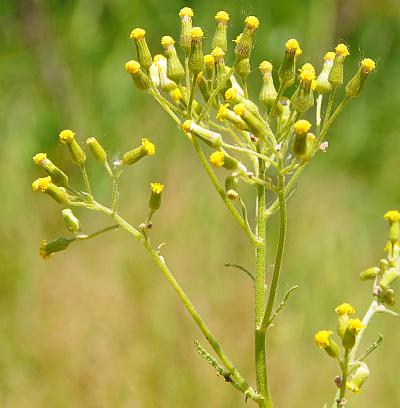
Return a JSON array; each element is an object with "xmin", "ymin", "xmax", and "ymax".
[{"xmin": 1, "ymin": 0, "xmax": 399, "ymax": 406}]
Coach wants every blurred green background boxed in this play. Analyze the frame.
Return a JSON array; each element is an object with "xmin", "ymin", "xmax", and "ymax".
[{"xmin": 1, "ymin": 0, "xmax": 399, "ymax": 406}]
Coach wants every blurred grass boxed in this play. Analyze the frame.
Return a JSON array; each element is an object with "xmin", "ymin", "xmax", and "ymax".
[{"xmin": 0, "ymin": 0, "xmax": 400, "ymax": 406}]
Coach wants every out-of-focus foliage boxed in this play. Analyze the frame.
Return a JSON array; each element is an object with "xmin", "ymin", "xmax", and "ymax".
[{"xmin": 0, "ymin": 0, "xmax": 399, "ymax": 406}]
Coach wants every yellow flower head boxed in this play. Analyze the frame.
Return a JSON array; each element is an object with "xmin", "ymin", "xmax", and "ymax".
[
  {"xmin": 59, "ymin": 129, "xmax": 75, "ymax": 144},
  {"xmin": 233, "ymin": 33, "xmax": 242, "ymax": 44},
  {"xmin": 259, "ymin": 60, "xmax": 273, "ymax": 74},
  {"xmin": 224, "ymin": 87, "xmax": 237, "ymax": 102},
  {"xmin": 130, "ymin": 28, "xmax": 146, "ymax": 40},
  {"xmin": 210, "ymin": 151, "xmax": 225, "ymax": 167},
  {"xmin": 215, "ymin": 11, "xmax": 229, "ymax": 23},
  {"xmin": 346, "ymin": 382, "xmax": 361, "ymax": 394},
  {"xmin": 233, "ymin": 103, "xmax": 246, "ymax": 117},
  {"xmin": 300, "ymin": 69, "xmax": 316, "ymax": 83},
  {"xmin": 171, "ymin": 87, "xmax": 183, "ymax": 102},
  {"xmin": 161, "ymin": 35, "xmax": 175, "ymax": 47},
  {"xmin": 285, "ymin": 38, "xmax": 300, "ymax": 54},
  {"xmin": 245, "ymin": 16, "xmax": 259, "ymax": 30},
  {"xmin": 204, "ymin": 54, "xmax": 215, "ymax": 67},
  {"xmin": 361, "ymin": 58, "xmax": 376, "ymax": 74},
  {"xmin": 300, "ymin": 63, "xmax": 316, "ymax": 74},
  {"xmin": 335, "ymin": 303, "xmax": 356, "ymax": 316},
  {"xmin": 125, "ymin": 60, "xmax": 141, "ymax": 74},
  {"xmin": 32, "ymin": 176, "xmax": 51, "ymax": 192},
  {"xmin": 384, "ymin": 210, "xmax": 400, "ymax": 222},
  {"xmin": 142, "ymin": 138, "xmax": 155, "ymax": 156},
  {"xmin": 347, "ymin": 318, "xmax": 365, "ymax": 334},
  {"xmin": 179, "ymin": 7, "xmax": 194, "ymax": 18},
  {"xmin": 33, "ymin": 152, "xmax": 47, "ymax": 165},
  {"xmin": 314, "ymin": 330, "xmax": 333, "ymax": 349},
  {"xmin": 182, "ymin": 120, "xmax": 193, "ymax": 133},
  {"xmin": 294, "ymin": 120, "xmax": 312, "ymax": 135},
  {"xmin": 191, "ymin": 27, "xmax": 204, "ymax": 40},
  {"xmin": 324, "ymin": 51, "xmax": 336, "ymax": 61},
  {"xmin": 216, "ymin": 104, "xmax": 229, "ymax": 121},
  {"xmin": 335, "ymin": 43, "xmax": 350, "ymax": 57},
  {"xmin": 211, "ymin": 47, "xmax": 225, "ymax": 60},
  {"xmin": 150, "ymin": 182, "xmax": 164, "ymax": 194}
]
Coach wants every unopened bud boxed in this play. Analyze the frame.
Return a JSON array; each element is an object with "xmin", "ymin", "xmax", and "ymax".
[
  {"xmin": 316, "ymin": 52, "xmax": 335, "ymax": 94},
  {"xmin": 212, "ymin": 11, "xmax": 229, "ymax": 52},
  {"xmin": 380, "ymin": 268, "xmax": 399, "ymax": 290},
  {"xmin": 189, "ymin": 27, "xmax": 204, "ymax": 76},
  {"xmin": 359, "ymin": 266, "xmax": 379, "ymax": 281},
  {"xmin": 59, "ymin": 129, "xmax": 87, "ymax": 165},
  {"xmin": 39, "ymin": 237, "xmax": 74, "ymax": 260},
  {"xmin": 209, "ymin": 150, "xmax": 239, "ymax": 171},
  {"xmin": 233, "ymin": 103, "xmax": 266, "ymax": 140},
  {"xmin": 384, "ymin": 210, "xmax": 400, "ymax": 243},
  {"xmin": 329, "ymin": 43, "xmax": 350, "ymax": 88},
  {"xmin": 225, "ymin": 175, "xmax": 239, "ymax": 200},
  {"xmin": 125, "ymin": 60, "xmax": 151, "ymax": 91},
  {"xmin": 279, "ymin": 39, "xmax": 302, "ymax": 88},
  {"xmin": 346, "ymin": 58, "xmax": 376, "ymax": 98},
  {"xmin": 32, "ymin": 176, "xmax": 69, "ymax": 204},
  {"xmin": 33, "ymin": 153, "xmax": 69, "ymax": 187},
  {"xmin": 154, "ymin": 55, "xmax": 177, "ymax": 92},
  {"xmin": 346, "ymin": 363, "xmax": 369, "ymax": 394},
  {"xmin": 235, "ymin": 16, "xmax": 260, "ymax": 60},
  {"xmin": 161, "ymin": 36, "xmax": 185, "ymax": 84},
  {"xmin": 182, "ymin": 120, "xmax": 222, "ymax": 147},
  {"xmin": 122, "ymin": 138, "xmax": 156, "ymax": 165},
  {"xmin": 130, "ymin": 28, "xmax": 152, "ymax": 70},
  {"xmin": 62, "ymin": 208, "xmax": 81, "ymax": 233},
  {"xmin": 86, "ymin": 137, "xmax": 107, "ymax": 163},
  {"xmin": 179, "ymin": 7, "xmax": 194, "ymax": 53},
  {"xmin": 149, "ymin": 182, "xmax": 164, "ymax": 212},
  {"xmin": 342, "ymin": 318, "xmax": 365, "ymax": 350}
]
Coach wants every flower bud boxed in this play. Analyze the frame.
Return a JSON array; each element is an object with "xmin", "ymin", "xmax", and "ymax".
[
  {"xmin": 342, "ymin": 318, "xmax": 365, "ymax": 350},
  {"xmin": 179, "ymin": 7, "xmax": 194, "ymax": 54},
  {"xmin": 209, "ymin": 150, "xmax": 239, "ymax": 171},
  {"xmin": 347, "ymin": 362, "xmax": 369, "ymax": 394},
  {"xmin": 62, "ymin": 208, "xmax": 81, "ymax": 233},
  {"xmin": 216, "ymin": 104, "xmax": 249, "ymax": 131},
  {"xmin": 170, "ymin": 87, "xmax": 184, "ymax": 104},
  {"xmin": 149, "ymin": 182, "xmax": 164, "ymax": 212},
  {"xmin": 86, "ymin": 137, "xmax": 107, "ymax": 163},
  {"xmin": 346, "ymin": 58, "xmax": 376, "ymax": 98},
  {"xmin": 154, "ymin": 55, "xmax": 177, "ymax": 92},
  {"xmin": 259, "ymin": 61, "xmax": 281, "ymax": 114},
  {"xmin": 125, "ymin": 60, "xmax": 151, "ymax": 91},
  {"xmin": 33, "ymin": 153, "xmax": 69, "ymax": 187},
  {"xmin": 314, "ymin": 330, "xmax": 340, "ymax": 359},
  {"xmin": 182, "ymin": 120, "xmax": 222, "ymax": 147},
  {"xmin": 212, "ymin": 11, "xmax": 229, "ymax": 52},
  {"xmin": 379, "ymin": 288, "xmax": 395, "ymax": 307},
  {"xmin": 335, "ymin": 303, "xmax": 355, "ymax": 338},
  {"xmin": 59, "ymin": 129, "xmax": 86, "ymax": 165},
  {"xmin": 204, "ymin": 54, "xmax": 215, "ymax": 80},
  {"xmin": 122, "ymin": 138, "xmax": 156, "ymax": 165},
  {"xmin": 130, "ymin": 28, "xmax": 152, "ymax": 71},
  {"xmin": 225, "ymin": 87, "xmax": 259, "ymax": 116},
  {"xmin": 384, "ymin": 210, "xmax": 400, "ymax": 243},
  {"xmin": 301, "ymin": 133, "xmax": 316, "ymax": 161},
  {"xmin": 291, "ymin": 66, "xmax": 316, "ymax": 114},
  {"xmin": 39, "ymin": 237, "xmax": 74, "ymax": 260},
  {"xmin": 279, "ymin": 39, "xmax": 302, "ymax": 88},
  {"xmin": 328, "ymin": 43, "xmax": 350, "ymax": 88},
  {"xmin": 212, "ymin": 47, "xmax": 231, "ymax": 94},
  {"xmin": 161, "ymin": 36, "xmax": 185, "ymax": 84},
  {"xmin": 234, "ymin": 16, "xmax": 260, "ymax": 60},
  {"xmin": 380, "ymin": 267, "xmax": 399, "ymax": 290},
  {"xmin": 196, "ymin": 72, "xmax": 210, "ymax": 102},
  {"xmin": 315, "ymin": 52, "xmax": 335, "ymax": 94},
  {"xmin": 236, "ymin": 58, "xmax": 251, "ymax": 83},
  {"xmin": 225, "ymin": 175, "xmax": 239, "ymax": 200},
  {"xmin": 359, "ymin": 266, "xmax": 379, "ymax": 281},
  {"xmin": 32, "ymin": 176, "xmax": 69, "ymax": 204},
  {"xmin": 149, "ymin": 61, "xmax": 161, "ymax": 88},
  {"xmin": 233, "ymin": 103, "xmax": 266, "ymax": 140},
  {"xmin": 293, "ymin": 120, "xmax": 312, "ymax": 157},
  {"xmin": 189, "ymin": 27, "xmax": 204, "ymax": 76}
]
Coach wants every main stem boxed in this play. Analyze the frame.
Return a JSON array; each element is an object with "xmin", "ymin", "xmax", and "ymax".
[{"xmin": 254, "ymin": 161, "xmax": 273, "ymax": 408}]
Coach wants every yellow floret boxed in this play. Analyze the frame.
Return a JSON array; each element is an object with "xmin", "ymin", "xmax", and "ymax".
[
  {"xmin": 233, "ymin": 103, "xmax": 246, "ymax": 116},
  {"xmin": 293, "ymin": 120, "xmax": 311, "ymax": 135},
  {"xmin": 125, "ymin": 60, "xmax": 141, "ymax": 74},
  {"xmin": 32, "ymin": 176, "xmax": 51, "ymax": 192},
  {"xmin": 335, "ymin": 43, "xmax": 350, "ymax": 57},
  {"xmin": 300, "ymin": 69, "xmax": 316, "ymax": 82},
  {"xmin": 233, "ymin": 33, "xmax": 242, "ymax": 44},
  {"xmin": 324, "ymin": 51, "xmax": 336, "ymax": 61},
  {"xmin": 130, "ymin": 28, "xmax": 146, "ymax": 40},
  {"xmin": 245, "ymin": 16, "xmax": 259, "ymax": 29},
  {"xmin": 285, "ymin": 38, "xmax": 300, "ymax": 53},
  {"xmin": 179, "ymin": 7, "xmax": 194, "ymax": 18},
  {"xmin": 142, "ymin": 138, "xmax": 155, "ymax": 156},
  {"xmin": 224, "ymin": 87, "xmax": 237, "ymax": 101},
  {"xmin": 171, "ymin": 87, "xmax": 183, "ymax": 102},
  {"xmin": 314, "ymin": 330, "xmax": 333, "ymax": 349},
  {"xmin": 211, "ymin": 47, "xmax": 225, "ymax": 59},
  {"xmin": 59, "ymin": 129, "xmax": 75, "ymax": 144},
  {"xmin": 347, "ymin": 318, "xmax": 365, "ymax": 334},
  {"xmin": 215, "ymin": 11, "xmax": 229, "ymax": 23},
  {"xmin": 335, "ymin": 303, "xmax": 356, "ymax": 316},
  {"xmin": 259, "ymin": 61, "xmax": 273, "ymax": 74},
  {"xmin": 209, "ymin": 151, "xmax": 225, "ymax": 167},
  {"xmin": 361, "ymin": 58, "xmax": 376, "ymax": 74},
  {"xmin": 300, "ymin": 63, "xmax": 316, "ymax": 74},
  {"xmin": 33, "ymin": 152, "xmax": 47, "ymax": 165},
  {"xmin": 384, "ymin": 210, "xmax": 400, "ymax": 222},
  {"xmin": 182, "ymin": 120, "xmax": 193, "ymax": 133},
  {"xmin": 161, "ymin": 35, "xmax": 175, "ymax": 47},
  {"xmin": 204, "ymin": 54, "xmax": 215, "ymax": 66},
  {"xmin": 191, "ymin": 27, "xmax": 204, "ymax": 40},
  {"xmin": 150, "ymin": 182, "xmax": 164, "ymax": 194},
  {"xmin": 216, "ymin": 104, "xmax": 229, "ymax": 121}
]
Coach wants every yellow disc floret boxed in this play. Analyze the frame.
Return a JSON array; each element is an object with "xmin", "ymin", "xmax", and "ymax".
[
  {"xmin": 215, "ymin": 11, "xmax": 229, "ymax": 23},
  {"xmin": 171, "ymin": 87, "xmax": 183, "ymax": 102},
  {"xmin": 150, "ymin": 182, "xmax": 164, "ymax": 194},
  {"xmin": 216, "ymin": 104, "xmax": 229, "ymax": 121},
  {"xmin": 130, "ymin": 28, "xmax": 146, "ymax": 40},
  {"xmin": 314, "ymin": 330, "xmax": 333, "ymax": 349},
  {"xmin": 32, "ymin": 176, "xmax": 51, "ymax": 192},
  {"xmin": 179, "ymin": 7, "xmax": 194, "ymax": 18},
  {"xmin": 211, "ymin": 47, "xmax": 225, "ymax": 60},
  {"xmin": 384, "ymin": 210, "xmax": 400, "ymax": 222},
  {"xmin": 210, "ymin": 151, "xmax": 225, "ymax": 167},
  {"xmin": 59, "ymin": 129, "xmax": 75, "ymax": 144},
  {"xmin": 191, "ymin": 27, "xmax": 204, "ymax": 40},
  {"xmin": 233, "ymin": 103, "xmax": 246, "ymax": 116},
  {"xmin": 161, "ymin": 35, "xmax": 175, "ymax": 47},
  {"xmin": 335, "ymin": 303, "xmax": 356, "ymax": 316},
  {"xmin": 142, "ymin": 138, "xmax": 155, "ymax": 156},
  {"xmin": 300, "ymin": 63, "xmax": 316, "ymax": 74},
  {"xmin": 125, "ymin": 60, "xmax": 141, "ymax": 74},
  {"xmin": 285, "ymin": 38, "xmax": 300, "ymax": 53},
  {"xmin": 204, "ymin": 54, "xmax": 215, "ymax": 66},
  {"xmin": 324, "ymin": 51, "xmax": 336, "ymax": 61},
  {"xmin": 300, "ymin": 69, "xmax": 316, "ymax": 82},
  {"xmin": 259, "ymin": 61, "xmax": 273, "ymax": 74},
  {"xmin": 347, "ymin": 318, "xmax": 365, "ymax": 334},
  {"xmin": 33, "ymin": 152, "xmax": 47, "ymax": 165},
  {"xmin": 335, "ymin": 43, "xmax": 350, "ymax": 57},
  {"xmin": 233, "ymin": 34, "xmax": 242, "ymax": 44},
  {"xmin": 245, "ymin": 16, "xmax": 259, "ymax": 30},
  {"xmin": 361, "ymin": 58, "xmax": 376, "ymax": 74},
  {"xmin": 182, "ymin": 120, "xmax": 193, "ymax": 133},
  {"xmin": 294, "ymin": 120, "xmax": 312, "ymax": 135},
  {"xmin": 224, "ymin": 87, "xmax": 237, "ymax": 102}
]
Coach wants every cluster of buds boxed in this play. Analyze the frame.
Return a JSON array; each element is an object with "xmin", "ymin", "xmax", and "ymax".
[
  {"xmin": 32, "ymin": 129, "xmax": 164, "ymax": 259},
  {"xmin": 123, "ymin": 7, "xmax": 376, "ymax": 205}
]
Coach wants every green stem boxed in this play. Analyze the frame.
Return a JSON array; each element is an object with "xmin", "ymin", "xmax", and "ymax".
[
  {"xmin": 222, "ymin": 142, "xmax": 278, "ymax": 168},
  {"xmin": 338, "ymin": 348, "xmax": 350, "ymax": 405},
  {"xmin": 80, "ymin": 165, "xmax": 93, "ymax": 196},
  {"xmin": 322, "ymin": 88, "xmax": 336, "ymax": 130},
  {"xmin": 187, "ymin": 73, "xmax": 198, "ymax": 118}
]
